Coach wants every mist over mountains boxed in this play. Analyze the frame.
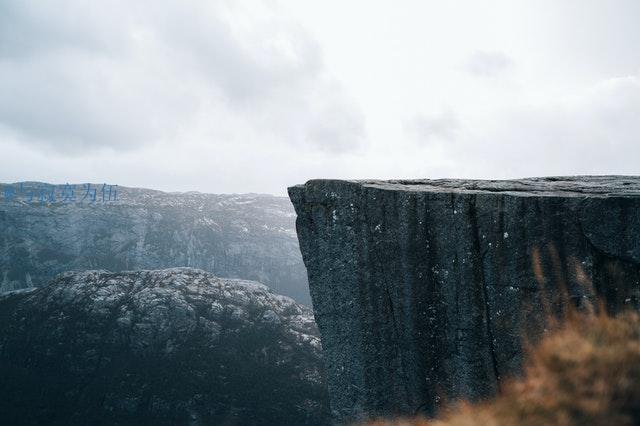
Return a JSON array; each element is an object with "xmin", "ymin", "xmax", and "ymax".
[{"xmin": 0, "ymin": 182, "xmax": 310, "ymax": 305}]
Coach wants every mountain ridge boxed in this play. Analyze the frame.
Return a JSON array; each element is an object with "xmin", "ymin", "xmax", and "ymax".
[{"xmin": 0, "ymin": 181, "xmax": 310, "ymax": 304}]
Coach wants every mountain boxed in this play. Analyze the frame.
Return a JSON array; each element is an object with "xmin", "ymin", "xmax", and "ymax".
[
  {"xmin": 0, "ymin": 182, "xmax": 310, "ymax": 304},
  {"xmin": 0, "ymin": 268, "xmax": 330, "ymax": 425}
]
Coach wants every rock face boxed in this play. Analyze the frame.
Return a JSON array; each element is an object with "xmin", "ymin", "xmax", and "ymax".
[
  {"xmin": 289, "ymin": 177, "xmax": 640, "ymax": 424},
  {"xmin": 0, "ymin": 182, "xmax": 310, "ymax": 304},
  {"xmin": 0, "ymin": 268, "xmax": 329, "ymax": 425}
]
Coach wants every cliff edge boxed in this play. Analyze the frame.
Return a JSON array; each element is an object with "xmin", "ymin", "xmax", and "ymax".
[{"xmin": 288, "ymin": 176, "xmax": 640, "ymax": 423}]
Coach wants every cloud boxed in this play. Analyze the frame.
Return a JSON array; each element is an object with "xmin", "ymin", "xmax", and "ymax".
[
  {"xmin": 2, "ymin": 1, "xmax": 639, "ymax": 195},
  {"xmin": 0, "ymin": 0, "xmax": 364, "ymax": 154},
  {"xmin": 404, "ymin": 110, "xmax": 460, "ymax": 144},
  {"xmin": 416, "ymin": 76, "xmax": 640, "ymax": 178},
  {"xmin": 464, "ymin": 50, "xmax": 514, "ymax": 78}
]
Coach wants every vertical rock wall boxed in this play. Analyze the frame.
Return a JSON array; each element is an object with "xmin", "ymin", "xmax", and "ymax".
[{"xmin": 289, "ymin": 177, "xmax": 640, "ymax": 424}]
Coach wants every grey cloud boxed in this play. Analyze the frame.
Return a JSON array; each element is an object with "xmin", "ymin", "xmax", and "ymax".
[
  {"xmin": 405, "ymin": 110, "xmax": 460, "ymax": 143},
  {"xmin": 0, "ymin": 1, "xmax": 130, "ymax": 58},
  {"xmin": 0, "ymin": 54, "xmax": 197, "ymax": 152},
  {"xmin": 464, "ymin": 50, "xmax": 513, "ymax": 78},
  {"xmin": 304, "ymin": 101, "xmax": 365, "ymax": 153},
  {"xmin": 158, "ymin": 5, "xmax": 324, "ymax": 104},
  {"xmin": 0, "ymin": 0, "xmax": 364, "ymax": 154}
]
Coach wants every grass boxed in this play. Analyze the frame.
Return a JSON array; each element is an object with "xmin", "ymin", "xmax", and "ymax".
[{"xmin": 366, "ymin": 310, "xmax": 640, "ymax": 426}]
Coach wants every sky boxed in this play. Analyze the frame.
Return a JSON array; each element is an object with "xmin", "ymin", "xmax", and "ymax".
[{"xmin": 0, "ymin": 0, "xmax": 639, "ymax": 195}]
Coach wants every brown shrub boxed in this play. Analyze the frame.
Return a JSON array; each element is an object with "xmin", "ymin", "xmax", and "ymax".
[{"xmin": 366, "ymin": 311, "xmax": 640, "ymax": 426}]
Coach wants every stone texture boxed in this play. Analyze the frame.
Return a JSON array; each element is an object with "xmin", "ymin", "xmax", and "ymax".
[
  {"xmin": 288, "ymin": 176, "xmax": 640, "ymax": 424},
  {"xmin": 0, "ymin": 182, "xmax": 310, "ymax": 304},
  {"xmin": 0, "ymin": 268, "xmax": 329, "ymax": 425}
]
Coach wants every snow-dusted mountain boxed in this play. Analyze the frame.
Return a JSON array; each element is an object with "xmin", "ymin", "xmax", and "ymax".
[{"xmin": 0, "ymin": 182, "xmax": 310, "ymax": 304}]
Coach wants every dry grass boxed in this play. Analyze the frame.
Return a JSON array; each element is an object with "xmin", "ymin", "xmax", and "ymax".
[{"xmin": 367, "ymin": 310, "xmax": 640, "ymax": 426}]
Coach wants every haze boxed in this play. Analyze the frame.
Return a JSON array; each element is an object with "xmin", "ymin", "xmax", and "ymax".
[{"xmin": 1, "ymin": 0, "xmax": 639, "ymax": 195}]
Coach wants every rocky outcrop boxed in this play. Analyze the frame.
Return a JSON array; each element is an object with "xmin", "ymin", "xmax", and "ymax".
[
  {"xmin": 0, "ymin": 268, "xmax": 329, "ymax": 425},
  {"xmin": 0, "ymin": 182, "xmax": 310, "ymax": 304},
  {"xmin": 289, "ymin": 176, "xmax": 640, "ymax": 424}
]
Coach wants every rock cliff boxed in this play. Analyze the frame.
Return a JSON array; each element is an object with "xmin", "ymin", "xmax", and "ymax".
[
  {"xmin": 0, "ymin": 268, "xmax": 329, "ymax": 425},
  {"xmin": 289, "ymin": 176, "xmax": 640, "ymax": 423},
  {"xmin": 0, "ymin": 182, "xmax": 310, "ymax": 304}
]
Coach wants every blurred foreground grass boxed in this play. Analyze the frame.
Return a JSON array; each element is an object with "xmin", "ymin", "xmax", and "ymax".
[{"xmin": 367, "ymin": 310, "xmax": 640, "ymax": 426}]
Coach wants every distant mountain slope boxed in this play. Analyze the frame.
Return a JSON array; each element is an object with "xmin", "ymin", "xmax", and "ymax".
[
  {"xmin": 0, "ymin": 182, "xmax": 310, "ymax": 304},
  {"xmin": 0, "ymin": 268, "xmax": 329, "ymax": 425}
]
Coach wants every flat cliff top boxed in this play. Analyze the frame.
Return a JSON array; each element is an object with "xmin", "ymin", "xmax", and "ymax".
[{"xmin": 290, "ymin": 176, "xmax": 640, "ymax": 198}]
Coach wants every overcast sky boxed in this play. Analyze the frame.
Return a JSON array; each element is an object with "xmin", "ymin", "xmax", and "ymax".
[{"xmin": 1, "ymin": 0, "xmax": 639, "ymax": 195}]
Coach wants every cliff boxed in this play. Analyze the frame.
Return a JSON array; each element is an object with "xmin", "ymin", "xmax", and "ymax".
[
  {"xmin": 0, "ymin": 268, "xmax": 329, "ymax": 424},
  {"xmin": 0, "ymin": 182, "xmax": 310, "ymax": 304},
  {"xmin": 288, "ymin": 176, "xmax": 640, "ymax": 423}
]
